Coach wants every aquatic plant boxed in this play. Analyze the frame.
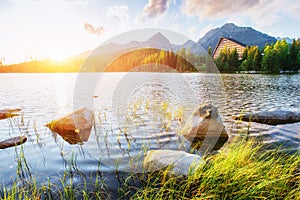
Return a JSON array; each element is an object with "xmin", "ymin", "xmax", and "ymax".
[{"xmin": 1, "ymin": 101, "xmax": 299, "ymax": 199}]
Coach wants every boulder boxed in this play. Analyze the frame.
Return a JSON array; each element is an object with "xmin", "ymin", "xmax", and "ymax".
[
  {"xmin": 46, "ymin": 108, "xmax": 94, "ymax": 144},
  {"xmin": 181, "ymin": 104, "xmax": 228, "ymax": 152},
  {"xmin": 232, "ymin": 110, "xmax": 300, "ymax": 125},
  {"xmin": 0, "ymin": 108, "xmax": 21, "ymax": 120},
  {"xmin": 143, "ymin": 150, "xmax": 204, "ymax": 176},
  {"xmin": 0, "ymin": 136, "xmax": 27, "ymax": 149}
]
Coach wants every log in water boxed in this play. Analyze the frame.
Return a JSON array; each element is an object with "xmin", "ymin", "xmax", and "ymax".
[{"xmin": 0, "ymin": 136, "xmax": 27, "ymax": 149}]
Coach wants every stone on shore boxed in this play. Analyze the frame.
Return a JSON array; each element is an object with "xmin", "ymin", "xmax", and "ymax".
[
  {"xmin": 46, "ymin": 108, "xmax": 94, "ymax": 144},
  {"xmin": 0, "ymin": 108, "xmax": 21, "ymax": 120},
  {"xmin": 0, "ymin": 136, "xmax": 27, "ymax": 149},
  {"xmin": 143, "ymin": 150, "xmax": 204, "ymax": 176},
  {"xmin": 181, "ymin": 104, "xmax": 228, "ymax": 152},
  {"xmin": 232, "ymin": 110, "xmax": 300, "ymax": 125}
]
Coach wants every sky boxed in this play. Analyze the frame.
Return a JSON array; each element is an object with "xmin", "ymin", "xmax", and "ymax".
[{"xmin": 0, "ymin": 0, "xmax": 299, "ymax": 64}]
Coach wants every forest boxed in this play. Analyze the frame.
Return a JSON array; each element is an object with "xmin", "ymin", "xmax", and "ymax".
[
  {"xmin": 213, "ymin": 39, "xmax": 300, "ymax": 73},
  {"xmin": 107, "ymin": 38, "xmax": 300, "ymax": 73},
  {"xmin": 1, "ymin": 39, "xmax": 299, "ymax": 73}
]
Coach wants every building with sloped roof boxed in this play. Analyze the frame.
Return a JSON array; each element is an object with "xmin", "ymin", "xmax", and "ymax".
[{"xmin": 212, "ymin": 37, "xmax": 246, "ymax": 59}]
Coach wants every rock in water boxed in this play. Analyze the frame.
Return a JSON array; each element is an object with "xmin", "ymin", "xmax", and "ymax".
[
  {"xmin": 181, "ymin": 104, "xmax": 228, "ymax": 152},
  {"xmin": 0, "ymin": 108, "xmax": 21, "ymax": 120},
  {"xmin": 232, "ymin": 110, "xmax": 300, "ymax": 125},
  {"xmin": 143, "ymin": 150, "xmax": 204, "ymax": 176},
  {"xmin": 0, "ymin": 136, "xmax": 27, "ymax": 149},
  {"xmin": 46, "ymin": 108, "xmax": 94, "ymax": 144}
]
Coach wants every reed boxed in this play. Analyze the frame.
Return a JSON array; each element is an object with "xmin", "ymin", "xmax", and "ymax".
[
  {"xmin": 1, "ymin": 102, "xmax": 299, "ymax": 199},
  {"xmin": 127, "ymin": 139, "xmax": 300, "ymax": 200}
]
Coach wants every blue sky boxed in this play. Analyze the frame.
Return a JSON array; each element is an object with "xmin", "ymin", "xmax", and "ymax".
[{"xmin": 0, "ymin": 0, "xmax": 299, "ymax": 63}]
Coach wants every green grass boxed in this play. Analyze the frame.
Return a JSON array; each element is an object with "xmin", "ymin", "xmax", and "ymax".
[
  {"xmin": 124, "ymin": 139, "xmax": 300, "ymax": 200},
  {"xmin": 1, "ymin": 139, "xmax": 299, "ymax": 199}
]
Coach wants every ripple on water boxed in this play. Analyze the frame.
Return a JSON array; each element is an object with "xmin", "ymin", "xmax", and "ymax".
[{"xmin": 0, "ymin": 73, "xmax": 299, "ymax": 195}]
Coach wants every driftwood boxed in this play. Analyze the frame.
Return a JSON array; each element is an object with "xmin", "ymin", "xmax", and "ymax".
[
  {"xmin": 0, "ymin": 108, "xmax": 21, "ymax": 120},
  {"xmin": 0, "ymin": 136, "xmax": 27, "ymax": 149},
  {"xmin": 232, "ymin": 110, "xmax": 300, "ymax": 125}
]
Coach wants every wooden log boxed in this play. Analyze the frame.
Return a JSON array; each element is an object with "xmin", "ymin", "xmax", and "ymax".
[
  {"xmin": 0, "ymin": 136, "xmax": 27, "ymax": 149},
  {"xmin": 232, "ymin": 110, "xmax": 300, "ymax": 125},
  {"xmin": 0, "ymin": 108, "xmax": 21, "ymax": 120}
]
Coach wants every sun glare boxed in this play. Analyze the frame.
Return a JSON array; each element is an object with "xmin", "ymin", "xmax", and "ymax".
[{"xmin": 50, "ymin": 53, "xmax": 68, "ymax": 62}]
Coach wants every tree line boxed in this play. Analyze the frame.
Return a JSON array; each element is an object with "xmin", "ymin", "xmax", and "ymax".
[
  {"xmin": 1, "ymin": 39, "xmax": 299, "ymax": 73},
  {"xmin": 214, "ymin": 39, "xmax": 300, "ymax": 73},
  {"xmin": 106, "ymin": 48, "xmax": 199, "ymax": 72}
]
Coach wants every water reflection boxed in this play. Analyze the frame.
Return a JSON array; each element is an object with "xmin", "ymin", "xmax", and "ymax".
[
  {"xmin": 50, "ymin": 129, "xmax": 91, "ymax": 144},
  {"xmin": 50, "ymin": 74, "xmax": 76, "ymax": 115}
]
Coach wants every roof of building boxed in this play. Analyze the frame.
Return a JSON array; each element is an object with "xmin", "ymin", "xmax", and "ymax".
[{"xmin": 212, "ymin": 36, "xmax": 246, "ymax": 56}]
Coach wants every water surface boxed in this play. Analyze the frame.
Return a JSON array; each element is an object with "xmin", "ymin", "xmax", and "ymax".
[{"xmin": 0, "ymin": 73, "xmax": 299, "ymax": 196}]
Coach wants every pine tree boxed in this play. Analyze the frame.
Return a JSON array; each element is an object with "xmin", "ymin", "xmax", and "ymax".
[
  {"xmin": 208, "ymin": 46, "xmax": 213, "ymax": 56},
  {"xmin": 262, "ymin": 44, "xmax": 279, "ymax": 73},
  {"xmin": 228, "ymin": 48, "xmax": 240, "ymax": 71},
  {"xmin": 289, "ymin": 39, "xmax": 300, "ymax": 71}
]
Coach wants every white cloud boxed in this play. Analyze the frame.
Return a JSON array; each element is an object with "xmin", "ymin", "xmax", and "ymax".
[
  {"xmin": 180, "ymin": 0, "xmax": 300, "ymax": 38},
  {"xmin": 143, "ymin": 0, "xmax": 171, "ymax": 18},
  {"xmin": 84, "ymin": 22, "xmax": 104, "ymax": 35},
  {"xmin": 181, "ymin": 0, "xmax": 259, "ymax": 20},
  {"xmin": 135, "ymin": 0, "xmax": 171, "ymax": 23},
  {"xmin": 241, "ymin": 0, "xmax": 300, "ymax": 34},
  {"xmin": 107, "ymin": 5, "xmax": 130, "ymax": 26}
]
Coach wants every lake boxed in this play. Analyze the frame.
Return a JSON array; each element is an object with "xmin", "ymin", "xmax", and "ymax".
[{"xmin": 0, "ymin": 73, "xmax": 299, "ymax": 197}]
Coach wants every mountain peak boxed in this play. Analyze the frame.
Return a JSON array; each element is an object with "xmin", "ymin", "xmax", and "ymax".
[
  {"xmin": 198, "ymin": 23, "xmax": 277, "ymax": 50},
  {"xmin": 183, "ymin": 39, "xmax": 197, "ymax": 46},
  {"xmin": 147, "ymin": 32, "xmax": 169, "ymax": 42},
  {"xmin": 144, "ymin": 32, "xmax": 172, "ymax": 49},
  {"xmin": 222, "ymin": 23, "xmax": 237, "ymax": 28},
  {"xmin": 153, "ymin": 32, "xmax": 165, "ymax": 37}
]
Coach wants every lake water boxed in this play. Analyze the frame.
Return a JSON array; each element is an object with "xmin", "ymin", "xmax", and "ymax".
[{"xmin": 0, "ymin": 73, "xmax": 299, "ymax": 197}]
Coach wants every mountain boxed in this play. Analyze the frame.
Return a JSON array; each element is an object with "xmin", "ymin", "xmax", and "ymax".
[
  {"xmin": 143, "ymin": 32, "xmax": 173, "ymax": 49},
  {"xmin": 277, "ymin": 37, "xmax": 293, "ymax": 44},
  {"xmin": 79, "ymin": 24, "xmax": 279, "ymax": 63},
  {"xmin": 80, "ymin": 32, "xmax": 175, "ymax": 61},
  {"xmin": 73, "ymin": 32, "xmax": 190, "ymax": 72},
  {"xmin": 81, "ymin": 33, "xmax": 207, "ymax": 64},
  {"xmin": 173, "ymin": 39, "xmax": 206, "ymax": 55},
  {"xmin": 198, "ymin": 23, "xmax": 277, "ymax": 50}
]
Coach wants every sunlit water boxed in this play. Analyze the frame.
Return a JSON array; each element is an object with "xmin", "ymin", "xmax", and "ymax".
[{"xmin": 0, "ymin": 73, "xmax": 299, "ymax": 197}]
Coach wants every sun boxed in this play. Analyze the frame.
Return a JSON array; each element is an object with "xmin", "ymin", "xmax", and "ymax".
[{"xmin": 48, "ymin": 51, "xmax": 70, "ymax": 62}]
